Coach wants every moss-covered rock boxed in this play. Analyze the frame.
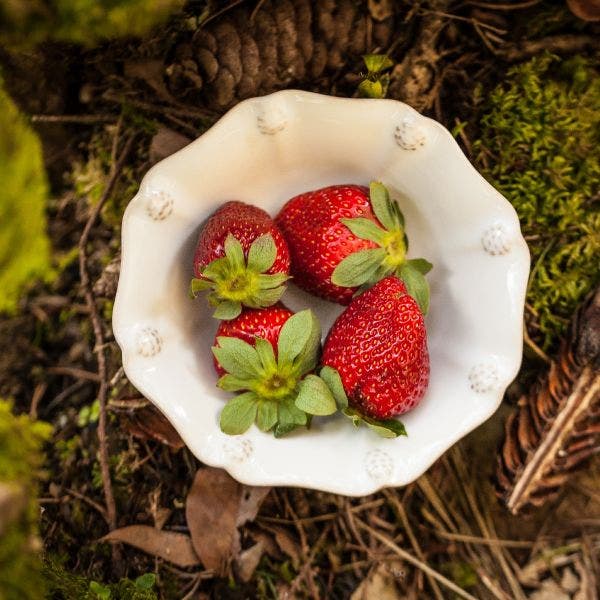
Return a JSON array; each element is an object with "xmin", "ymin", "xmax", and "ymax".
[
  {"xmin": 0, "ymin": 400, "xmax": 52, "ymax": 600},
  {"xmin": 475, "ymin": 55, "xmax": 600, "ymax": 352},
  {"xmin": 0, "ymin": 0, "xmax": 184, "ymax": 47},
  {"xmin": 0, "ymin": 83, "xmax": 52, "ymax": 314}
]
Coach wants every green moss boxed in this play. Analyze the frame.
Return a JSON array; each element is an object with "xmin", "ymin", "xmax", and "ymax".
[
  {"xmin": 475, "ymin": 55, "xmax": 600, "ymax": 352},
  {"xmin": 44, "ymin": 558, "xmax": 158, "ymax": 599},
  {"xmin": 0, "ymin": 0, "xmax": 184, "ymax": 48},
  {"xmin": 71, "ymin": 128, "xmax": 141, "ymax": 230},
  {"xmin": 0, "ymin": 400, "xmax": 52, "ymax": 600},
  {"xmin": 0, "ymin": 84, "xmax": 52, "ymax": 315}
]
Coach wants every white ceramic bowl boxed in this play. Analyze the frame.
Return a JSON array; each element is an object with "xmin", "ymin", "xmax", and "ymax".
[{"xmin": 113, "ymin": 90, "xmax": 529, "ymax": 496}]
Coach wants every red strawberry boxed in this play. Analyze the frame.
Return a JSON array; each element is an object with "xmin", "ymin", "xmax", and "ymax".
[
  {"xmin": 276, "ymin": 182, "xmax": 432, "ymax": 312},
  {"xmin": 319, "ymin": 276, "xmax": 429, "ymax": 436},
  {"xmin": 191, "ymin": 201, "xmax": 291, "ymax": 320},
  {"xmin": 213, "ymin": 304, "xmax": 294, "ymax": 377},
  {"xmin": 212, "ymin": 307, "xmax": 337, "ymax": 437}
]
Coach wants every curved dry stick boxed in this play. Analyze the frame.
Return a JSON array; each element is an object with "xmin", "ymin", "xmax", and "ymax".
[
  {"xmin": 78, "ymin": 134, "xmax": 135, "ymax": 549},
  {"xmin": 356, "ymin": 518, "xmax": 479, "ymax": 600}
]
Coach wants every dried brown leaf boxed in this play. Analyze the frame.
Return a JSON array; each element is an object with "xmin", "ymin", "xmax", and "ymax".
[
  {"xmin": 234, "ymin": 541, "xmax": 265, "ymax": 582},
  {"xmin": 185, "ymin": 467, "xmax": 242, "ymax": 575},
  {"xmin": 249, "ymin": 529, "xmax": 282, "ymax": 560},
  {"xmin": 351, "ymin": 564, "xmax": 403, "ymax": 600},
  {"xmin": 149, "ymin": 127, "xmax": 192, "ymax": 164},
  {"xmin": 123, "ymin": 404, "xmax": 185, "ymax": 450},
  {"xmin": 237, "ymin": 486, "xmax": 271, "ymax": 527},
  {"xmin": 529, "ymin": 579, "xmax": 570, "ymax": 600},
  {"xmin": 260, "ymin": 524, "xmax": 301, "ymax": 569},
  {"xmin": 124, "ymin": 59, "xmax": 175, "ymax": 101},
  {"xmin": 154, "ymin": 507, "xmax": 172, "ymax": 530},
  {"xmin": 100, "ymin": 525, "xmax": 199, "ymax": 567}
]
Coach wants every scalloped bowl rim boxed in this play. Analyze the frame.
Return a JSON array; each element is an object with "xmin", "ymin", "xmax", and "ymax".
[{"xmin": 113, "ymin": 90, "xmax": 529, "ymax": 496}]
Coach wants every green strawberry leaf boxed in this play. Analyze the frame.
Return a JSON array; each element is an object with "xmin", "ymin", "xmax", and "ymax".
[
  {"xmin": 340, "ymin": 217, "xmax": 386, "ymax": 245},
  {"xmin": 189, "ymin": 277, "xmax": 212, "ymax": 298},
  {"xmin": 247, "ymin": 285, "xmax": 286, "ymax": 307},
  {"xmin": 398, "ymin": 262, "xmax": 430, "ymax": 314},
  {"xmin": 257, "ymin": 273, "xmax": 289, "ymax": 289},
  {"xmin": 274, "ymin": 397, "xmax": 308, "ymax": 437},
  {"xmin": 213, "ymin": 300, "xmax": 242, "ymax": 320},
  {"xmin": 247, "ymin": 233, "xmax": 277, "ymax": 272},
  {"xmin": 277, "ymin": 309, "xmax": 314, "ymax": 366},
  {"xmin": 363, "ymin": 417, "xmax": 407, "ymax": 438},
  {"xmin": 274, "ymin": 422, "xmax": 300, "ymax": 437},
  {"xmin": 319, "ymin": 366, "xmax": 348, "ymax": 408},
  {"xmin": 407, "ymin": 258, "xmax": 433, "ymax": 275},
  {"xmin": 224, "ymin": 234, "xmax": 245, "ymax": 270},
  {"xmin": 369, "ymin": 181, "xmax": 397, "ymax": 231},
  {"xmin": 342, "ymin": 407, "xmax": 362, "ymax": 427},
  {"xmin": 220, "ymin": 392, "xmax": 259, "ymax": 435},
  {"xmin": 293, "ymin": 311, "xmax": 322, "ymax": 375},
  {"xmin": 331, "ymin": 247, "xmax": 386, "ymax": 288},
  {"xmin": 201, "ymin": 257, "xmax": 230, "ymax": 281},
  {"xmin": 391, "ymin": 198, "xmax": 406, "ymax": 229},
  {"xmin": 217, "ymin": 374, "xmax": 253, "ymax": 392},
  {"xmin": 256, "ymin": 400, "xmax": 278, "ymax": 432},
  {"xmin": 342, "ymin": 407, "xmax": 407, "ymax": 438},
  {"xmin": 295, "ymin": 375, "xmax": 337, "ymax": 416},
  {"xmin": 212, "ymin": 337, "xmax": 262, "ymax": 378},
  {"xmin": 254, "ymin": 337, "xmax": 277, "ymax": 372},
  {"xmin": 279, "ymin": 396, "xmax": 308, "ymax": 426}
]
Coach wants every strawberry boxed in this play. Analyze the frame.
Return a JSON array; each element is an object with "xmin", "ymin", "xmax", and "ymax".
[
  {"xmin": 190, "ymin": 201, "xmax": 291, "ymax": 320},
  {"xmin": 317, "ymin": 276, "xmax": 430, "ymax": 437},
  {"xmin": 276, "ymin": 182, "xmax": 432, "ymax": 312},
  {"xmin": 212, "ymin": 306, "xmax": 337, "ymax": 437},
  {"xmin": 213, "ymin": 304, "xmax": 294, "ymax": 377}
]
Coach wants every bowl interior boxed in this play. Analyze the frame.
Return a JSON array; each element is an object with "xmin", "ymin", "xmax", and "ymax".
[{"xmin": 114, "ymin": 92, "xmax": 529, "ymax": 495}]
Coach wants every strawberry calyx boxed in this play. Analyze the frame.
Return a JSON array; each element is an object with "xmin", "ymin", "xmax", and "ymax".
[
  {"xmin": 317, "ymin": 365, "xmax": 407, "ymax": 438},
  {"xmin": 190, "ymin": 233, "xmax": 290, "ymax": 320},
  {"xmin": 331, "ymin": 182, "xmax": 433, "ymax": 313},
  {"xmin": 213, "ymin": 309, "xmax": 338, "ymax": 437}
]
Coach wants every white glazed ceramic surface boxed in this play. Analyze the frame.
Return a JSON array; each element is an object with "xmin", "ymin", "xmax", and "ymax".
[{"xmin": 113, "ymin": 90, "xmax": 530, "ymax": 496}]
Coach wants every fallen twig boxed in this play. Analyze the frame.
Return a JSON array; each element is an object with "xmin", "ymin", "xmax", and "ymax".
[
  {"xmin": 78, "ymin": 131, "xmax": 135, "ymax": 560},
  {"xmin": 500, "ymin": 34, "xmax": 600, "ymax": 62},
  {"xmin": 355, "ymin": 518, "xmax": 479, "ymax": 600}
]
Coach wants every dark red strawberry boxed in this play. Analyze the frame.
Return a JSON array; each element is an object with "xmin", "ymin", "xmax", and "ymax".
[
  {"xmin": 191, "ymin": 201, "xmax": 291, "ymax": 320},
  {"xmin": 318, "ymin": 276, "xmax": 429, "ymax": 437},
  {"xmin": 213, "ymin": 304, "xmax": 294, "ymax": 377},
  {"xmin": 212, "ymin": 307, "xmax": 337, "ymax": 437},
  {"xmin": 276, "ymin": 182, "xmax": 432, "ymax": 312}
]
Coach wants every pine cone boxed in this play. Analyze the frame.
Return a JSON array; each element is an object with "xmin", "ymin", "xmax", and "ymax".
[
  {"xmin": 165, "ymin": 0, "xmax": 397, "ymax": 110},
  {"xmin": 496, "ymin": 286, "xmax": 600, "ymax": 514}
]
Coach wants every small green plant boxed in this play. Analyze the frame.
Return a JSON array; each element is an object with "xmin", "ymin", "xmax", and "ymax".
[
  {"xmin": 0, "ymin": 83, "xmax": 52, "ymax": 314},
  {"xmin": 78, "ymin": 400, "xmax": 101, "ymax": 428},
  {"xmin": 358, "ymin": 54, "xmax": 394, "ymax": 99},
  {"xmin": 475, "ymin": 54, "xmax": 600, "ymax": 352}
]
